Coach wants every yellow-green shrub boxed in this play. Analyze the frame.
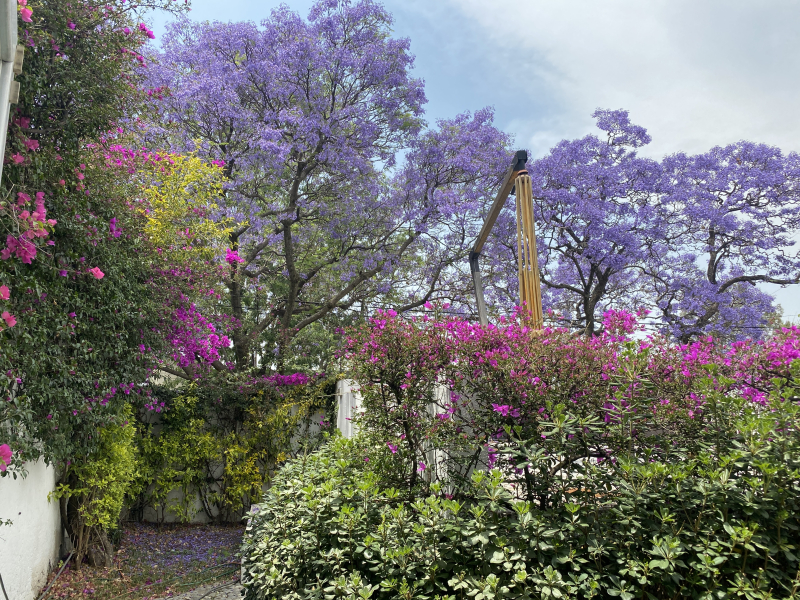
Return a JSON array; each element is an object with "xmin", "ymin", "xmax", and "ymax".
[
  {"xmin": 129, "ymin": 376, "xmax": 336, "ymax": 523},
  {"xmin": 52, "ymin": 404, "xmax": 138, "ymax": 567}
]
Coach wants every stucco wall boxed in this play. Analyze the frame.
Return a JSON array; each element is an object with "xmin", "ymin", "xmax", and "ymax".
[{"xmin": 0, "ymin": 460, "xmax": 61, "ymax": 600}]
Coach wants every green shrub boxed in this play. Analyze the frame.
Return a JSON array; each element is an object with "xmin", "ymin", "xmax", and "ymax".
[
  {"xmin": 52, "ymin": 404, "xmax": 139, "ymax": 568},
  {"xmin": 128, "ymin": 376, "xmax": 337, "ymax": 523},
  {"xmin": 242, "ymin": 396, "xmax": 800, "ymax": 600}
]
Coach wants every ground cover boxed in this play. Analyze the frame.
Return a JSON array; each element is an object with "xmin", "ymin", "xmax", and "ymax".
[{"xmin": 39, "ymin": 523, "xmax": 242, "ymax": 600}]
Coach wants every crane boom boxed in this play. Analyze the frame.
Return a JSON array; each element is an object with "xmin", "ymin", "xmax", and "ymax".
[{"xmin": 469, "ymin": 149, "xmax": 542, "ymax": 327}]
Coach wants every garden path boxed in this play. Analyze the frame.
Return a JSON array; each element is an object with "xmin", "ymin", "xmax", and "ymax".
[{"xmin": 161, "ymin": 580, "xmax": 243, "ymax": 599}]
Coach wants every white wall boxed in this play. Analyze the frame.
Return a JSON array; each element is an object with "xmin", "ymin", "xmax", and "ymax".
[
  {"xmin": 0, "ymin": 460, "xmax": 61, "ymax": 600},
  {"xmin": 336, "ymin": 379, "xmax": 360, "ymax": 439}
]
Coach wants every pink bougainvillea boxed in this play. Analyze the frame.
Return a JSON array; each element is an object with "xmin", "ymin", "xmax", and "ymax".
[
  {"xmin": 166, "ymin": 301, "xmax": 230, "ymax": 369},
  {"xmin": 344, "ymin": 308, "xmax": 800, "ymax": 486},
  {"xmin": 0, "ymin": 191, "xmax": 56, "ymax": 264},
  {"xmin": 0, "ymin": 444, "xmax": 11, "ymax": 471},
  {"xmin": 1, "ymin": 310, "xmax": 15, "ymax": 328},
  {"xmin": 225, "ymin": 248, "xmax": 244, "ymax": 265}
]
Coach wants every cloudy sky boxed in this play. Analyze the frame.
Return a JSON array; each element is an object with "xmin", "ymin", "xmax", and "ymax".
[{"xmin": 150, "ymin": 0, "xmax": 800, "ymax": 321}]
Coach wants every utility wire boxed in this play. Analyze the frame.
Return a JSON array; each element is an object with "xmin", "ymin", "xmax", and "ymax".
[
  {"xmin": 36, "ymin": 551, "xmax": 73, "ymax": 600},
  {"xmin": 0, "ymin": 571, "xmax": 9, "ymax": 600}
]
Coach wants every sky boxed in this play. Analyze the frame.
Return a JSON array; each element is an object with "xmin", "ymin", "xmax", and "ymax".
[{"xmin": 149, "ymin": 0, "xmax": 800, "ymax": 322}]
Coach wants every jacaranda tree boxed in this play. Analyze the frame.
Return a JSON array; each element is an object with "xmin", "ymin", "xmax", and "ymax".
[
  {"xmin": 484, "ymin": 110, "xmax": 800, "ymax": 340},
  {"xmin": 650, "ymin": 142, "xmax": 800, "ymax": 342},
  {"xmin": 144, "ymin": 0, "xmax": 511, "ymax": 373},
  {"xmin": 492, "ymin": 109, "xmax": 659, "ymax": 336}
]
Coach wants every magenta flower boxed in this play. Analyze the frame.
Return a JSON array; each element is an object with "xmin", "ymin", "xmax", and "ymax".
[
  {"xmin": 2, "ymin": 312, "xmax": 16, "ymax": 328},
  {"xmin": 0, "ymin": 285, "xmax": 8, "ymax": 300},
  {"xmin": 417, "ymin": 462, "xmax": 426, "ymax": 473},
  {"xmin": 486, "ymin": 446, "xmax": 499, "ymax": 468},
  {"xmin": 1, "ymin": 235, "xmax": 36, "ymax": 263},
  {"xmin": 225, "ymin": 248, "xmax": 244, "ymax": 265},
  {"xmin": 19, "ymin": 7, "xmax": 31, "ymax": 22},
  {"xmin": 11, "ymin": 153, "xmax": 24, "ymax": 164},
  {"xmin": 109, "ymin": 217, "xmax": 121, "ymax": 238},
  {"xmin": 0, "ymin": 444, "xmax": 11, "ymax": 471},
  {"xmin": 68, "ymin": 22, "xmax": 76, "ymax": 30},
  {"xmin": 24, "ymin": 138, "xmax": 39, "ymax": 151},
  {"xmin": 58, "ymin": 270, "xmax": 67, "ymax": 276},
  {"xmin": 492, "ymin": 404, "xmax": 520, "ymax": 418},
  {"xmin": 89, "ymin": 267, "xmax": 104, "ymax": 279},
  {"xmin": 387, "ymin": 443, "xmax": 398, "ymax": 454},
  {"xmin": 123, "ymin": 27, "xmax": 130, "ymax": 35}
]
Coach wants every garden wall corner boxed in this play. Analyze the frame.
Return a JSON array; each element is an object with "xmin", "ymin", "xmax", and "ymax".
[{"xmin": 0, "ymin": 460, "xmax": 62, "ymax": 600}]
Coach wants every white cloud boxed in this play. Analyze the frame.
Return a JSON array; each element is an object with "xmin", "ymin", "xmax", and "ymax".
[{"xmin": 448, "ymin": 0, "xmax": 800, "ymax": 159}]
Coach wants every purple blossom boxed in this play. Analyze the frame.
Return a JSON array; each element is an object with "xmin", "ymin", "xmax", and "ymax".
[
  {"xmin": 492, "ymin": 403, "xmax": 520, "ymax": 418},
  {"xmin": 143, "ymin": 1, "xmax": 510, "ymax": 366}
]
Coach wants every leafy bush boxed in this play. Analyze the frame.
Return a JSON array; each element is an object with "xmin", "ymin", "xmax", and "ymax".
[
  {"xmin": 52, "ymin": 405, "xmax": 139, "ymax": 568},
  {"xmin": 243, "ymin": 312, "xmax": 800, "ymax": 599},
  {"xmin": 243, "ymin": 390, "xmax": 800, "ymax": 600},
  {"xmin": 343, "ymin": 309, "xmax": 800, "ymax": 497},
  {"xmin": 0, "ymin": 0, "xmax": 188, "ymax": 472},
  {"xmin": 128, "ymin": 375, "xmax": 337, "ymax": 523}
]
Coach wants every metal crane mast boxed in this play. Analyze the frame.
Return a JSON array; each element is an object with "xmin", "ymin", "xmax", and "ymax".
[{"xmin": 469, "ymin": 150, "xmax": 543, "ymax": 328}]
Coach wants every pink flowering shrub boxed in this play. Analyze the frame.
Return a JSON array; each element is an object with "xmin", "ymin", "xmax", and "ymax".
[
  {"xmin": 344, "ymin": 308, "xmax": 456, "ymax": 489},
  {"xmin": 344, "ymin": 309, "xmax": 800, "ymax": 496},
  {"xmin": 0, "ymin": 191, "xmax": 57, "ymax": 264},
  {"xmin": 166, "ymin": 300, "xmax": 231, "ymax": 371},
  {"xmin": 0, "ymin": 443, "xmax": 12, "ymax": 471},
  {"xmin": 225, "ymin": 247, "xmax": 244, "ymax": 265}
]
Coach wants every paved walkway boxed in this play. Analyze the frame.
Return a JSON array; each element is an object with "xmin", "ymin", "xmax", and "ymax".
[{"xmin": 164, "ymin": 581, "xmax": 243, "ymax": 600}]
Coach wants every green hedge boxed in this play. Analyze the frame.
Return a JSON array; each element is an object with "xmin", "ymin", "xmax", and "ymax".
[{"xmin": 241, "ymin": 424, "xmax": 800, "ymax": 600}]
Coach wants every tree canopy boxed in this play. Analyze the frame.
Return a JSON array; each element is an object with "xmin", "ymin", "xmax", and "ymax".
[{"xmin": 144, "ymin": 1, "xmax": 511, "ymax": 372}]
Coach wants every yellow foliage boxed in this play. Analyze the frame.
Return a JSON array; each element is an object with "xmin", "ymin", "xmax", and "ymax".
[
  {"xmin": 140, "ymin": 154, "xmax": 232, "ymax": 267},
  {"xmin": 132, "ymin": 377, "xmax": 336, "ymax": 522},
  {"xmin": 51, "ymin": 405, "xmax": 138, "ymax": 556}
]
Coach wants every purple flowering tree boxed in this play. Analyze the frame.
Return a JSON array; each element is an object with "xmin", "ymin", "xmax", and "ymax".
[
  {"xmin": 648, "ymin": 142, "xmax": 800, "ymax": 342},
  {"xmin": 145, "ymin": 0, "xmax": 510, "ymax": 370},
  {"xmin": 484, "ymin": 110, "xmax": 660, "ymax": 335},
  {"xmin": 484, "ymin": 110, "xmax": 800, "ymax": 341}
]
